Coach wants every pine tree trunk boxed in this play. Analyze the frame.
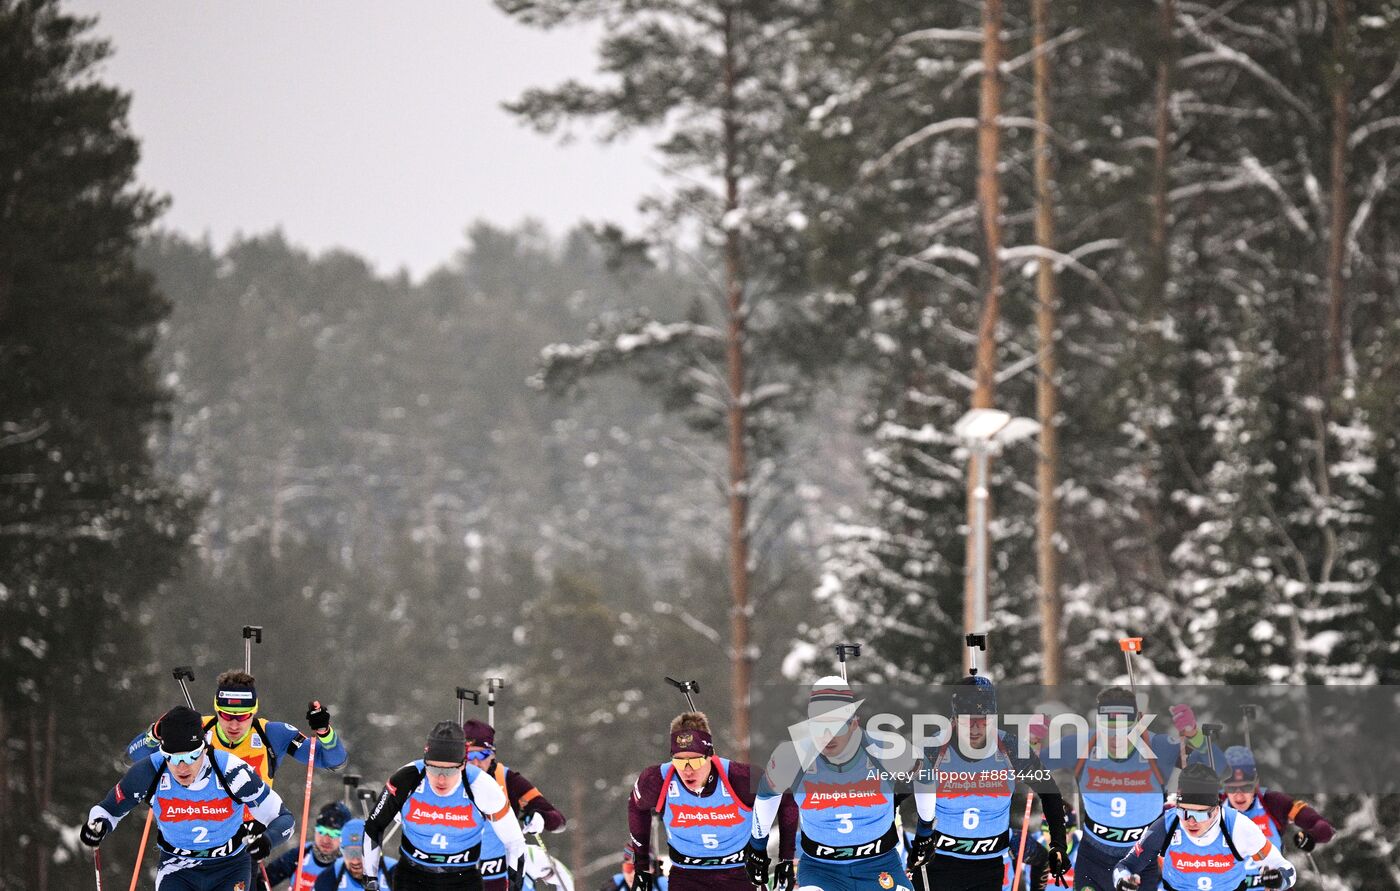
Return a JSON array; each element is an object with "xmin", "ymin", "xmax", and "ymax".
[
  {"xmin": 1031, "ymin": 0, "xmax": 1062, "ymax": 687},
  {"xmin": 965, "ymin": 0, "xmax": 1004, "ymax": 669},
  {"xmin": 721, "ymin": 2, "xmax": 753, "ymax": 761},
  {"xmin": 1326, "ymin": 0, "xmax": 1350, "ymax": 388},
  {"xmin": 1149, "ymin": 0, "xmax": 1175, "ymax": 313}
]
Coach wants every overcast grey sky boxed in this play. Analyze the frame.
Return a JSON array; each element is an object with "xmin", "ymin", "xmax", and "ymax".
[{"xmin": 69, "ymin": 1, "xmax": 662, "ymax": 278}]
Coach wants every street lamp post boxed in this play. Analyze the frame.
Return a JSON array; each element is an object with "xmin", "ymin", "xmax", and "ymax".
[{"xmin": 953, "ymin": 408, "xmax": 1040, "ymax": 674}]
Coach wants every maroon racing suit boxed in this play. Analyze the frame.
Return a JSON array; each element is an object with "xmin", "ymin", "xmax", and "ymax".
[
  {"xmin": 628, "ymin": 758, "xmax": 798, "ymax": 891},
  {"xmin": 480, "ymin": 760, "xmax": 567, "ymax": 891}
]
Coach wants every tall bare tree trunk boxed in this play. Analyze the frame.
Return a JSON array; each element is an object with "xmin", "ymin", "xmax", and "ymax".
[
  {"xmin": 964, "ymin": 0, "xmax": 1005, "ymax": 670},
  {"xmin": 1031, "ymin": 0, "xmax": 1062, "ymax": 687},
  {"xmin": 1325, "ymin": 0, "xmax": 1351, "ymax": 388},
  {"xmin": 1149, "ymin": 0, "xmax": 1175, "ymax": 313},
  {"xmin": 721, "ymin": 3, "xmax": 753, "ymax": 761}
]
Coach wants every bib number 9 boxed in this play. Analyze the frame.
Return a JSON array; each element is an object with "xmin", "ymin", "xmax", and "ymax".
[
  {"xmin": 963, "ymin": 808, "xmax": 980, "ymax": 831},
  {"xmin": 1110, "ymin": 797, "xmax": 1128, "ymax": 818},
  {"xmin": 1197, "ymin": 879, "xmax": 1213, "ymax": 890}
]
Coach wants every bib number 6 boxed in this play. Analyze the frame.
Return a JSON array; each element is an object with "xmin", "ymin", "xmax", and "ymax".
[{"xmin": 963, "ymin": 808, "xmax": 980, "ymax": 831}]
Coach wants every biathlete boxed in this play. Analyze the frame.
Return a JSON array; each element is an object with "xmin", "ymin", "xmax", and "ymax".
[
  {"xmin": 462, "ymin": 718, "xmax": 567, "ymax": 891},
  {"xmin": 628, "ymin": 710, "xmax": 797, "ymax": 890},
  {"xmin": 1112, "ymin": 764, "xmax": 1297, "ymax": 891},
  {"xmin": 83, "ymin": 705, "xmax": 295, "ymax": 890},
  {"xmin": 362, "ymin": 720, "xmax": 527, "ymax": 890}
]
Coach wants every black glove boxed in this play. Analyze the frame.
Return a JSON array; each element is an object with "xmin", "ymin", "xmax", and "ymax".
[
  {"xmin": 79, "ymin": 818, "xmax": 110, "ymax": 848},
  {"xmin": 1294, "ymin": 830, "xmax": 1316, "ymax": 852},
  {"xmin": 507, "ymin": 863, "xmax": 525, "ymax": 891},
  {"xmin": 1116, "ymin": 875, "xmax": 1141, "ymax": 891},
  {"xmin": 909, "ymin": 832, "xmax": 935, "ymax": 867},
  {"xmin": 1260, "ymin": 867, "xmax": 1284, "ymax": 888},
  {"xmin": 745, "ymin": 841, "xmax": 771, "ymax": 887},
  {"xmin": 306, "ymin": 700, "xmax": 332, "ymax": 736},
  {"xmin": 774, "ymin": 859, "xmax": 796, "ymax": 891},
  {"xmin": 246, "ymin": 832, "xmax": 271, "ymax": 861},
  {"xmin": 1046, "ymin": 845, "xmax": 1071, "ymax": 880},
  {"xmin": 632, "ymin": 870, "xmax": 655, "ymax": 891},
  {"xmin": 362, "ymin": 879, "xmax": 380, "ymax": 891}
]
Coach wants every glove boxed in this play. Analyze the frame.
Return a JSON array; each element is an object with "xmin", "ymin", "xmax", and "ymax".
[
  {"xmin": 633, "ymin": 870, "xmax": 655, "ymax": 891},
  {"xmin": 1169, "ymin": 704, "xmax": 1198, "ymax": 736},
  {"xmin": 522, "ymin": 809, "xmax": 546, "ymax": 834},
  {"xmin": 1047, "ymin": 845, "xmax": 1071, "ymax": 879},
  {"xmin": 774, "ymin": 860, "xmax": 796, "ymax": 891},
  {"xmin": 507, "ymin": 862, "xmax": 525, "ymax": 891},
  {"xmin": 745, "ymin": 840, "xmax": 771, "ymax": 887},
  {"xmin": 1294, "ymin": 830, "xmax": 1317, "ymax": 852},
  {"xmin": 306, "ymin": 700, "xmax": 332, "ymax": 737},
  {"xmin": 1028, "ymin": 713, "xmax": 1050, "ymax": 751},
  {"xmin": 246, "ymin": 832, "xmax": 271, "ymax": 861},
  {"xmin": 1260, "ymin": 867, "xmax": 1284, "ymax": 888},
  {"xmin": 362, "ymin": 880, "xmax": 380, "ymax": 891},
  {"xmin": 1115, "ymin": 875, "xmax": 1141, "ymax": 891},
  {"xmin": 79, "ymin": 817, "xmax": 110, "ymax": 848},
  {"xmin": 909, "ymin": 832, "xmax": 935, "ymax": 867}
]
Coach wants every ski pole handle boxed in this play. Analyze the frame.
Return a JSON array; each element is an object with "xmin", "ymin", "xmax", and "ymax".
[
  {"xmin": 242, "ymin": 625, "xmax": 263, "ymax": 674},
  {"xmin": 172, "ymin": 667, "xmax": 196, "ymax": 710}
]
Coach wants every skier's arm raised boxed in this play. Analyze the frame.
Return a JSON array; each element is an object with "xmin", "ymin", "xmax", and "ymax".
[{"xmin": 264, "ymin": 708, "xmax": 348, "ymax": 770}]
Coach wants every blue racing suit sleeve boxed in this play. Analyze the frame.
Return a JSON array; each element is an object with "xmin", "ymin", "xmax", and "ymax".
[
  {"xmin": 264, "ymin": 721, "xmax": 348, "ymax": 770},
  {"xmin": 125, "ymin": 726, "xmax": 161, "ymax": 763},
  {"xmin": 89, "ymin": 756, "xmax": 162, "ymax": 827},
  {"xmin": 1113, "ymin": 813, "xmax": 1170, "ymax": 881}
]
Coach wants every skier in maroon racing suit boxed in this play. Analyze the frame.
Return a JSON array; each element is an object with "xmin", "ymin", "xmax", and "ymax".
[{"xmin": 627, "ymin": 711, "xmax": 799, "ymax": 891}]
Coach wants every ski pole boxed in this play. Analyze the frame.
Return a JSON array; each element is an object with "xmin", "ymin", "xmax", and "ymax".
[
  {"xmin": 242, "ymin": 625, "xmax": 263, "ymax": 674},
  {"xmin": 1241, "ymin": 704, "xmax": 1259, "ymax": 752},
  {"xmin": 664, "ymin": 676, "xmax": 700, "ymax": 711},
  {"xmin": 1200, "ymin": 723, "xmax": 1222, "ymax": 773},
  {"xmin": 487, "ymin": 677, "xmax": 505, "ymax": 727},
  {"xmin": 172, "ymin": 667, "xmax": 196, "ymax": 710},
  {"xmin": 966, "ymin": 633, "xmax": 987, "ymax": 676},
  {"xmin": 530, "ymin": 829, "xmax": 566, "ymax": 889},
  {"xmin": 456, "ymin": 687, "xmax": 480, "ymax": 726},
  {"xmin": 1010, "ymin": 792, "xmax": 1035, "ymax": 891},
  {"xmin": 126, "ymin": 806, "xmax": 153, "ymax": 891},
  {"xmin": 293, "ymin": 738, "xmax": 318, "ymax": 883},
  {"xmin": 93, "ymin": 848, "xmax": 103, "ymax": 891},
  {"xmin": 835, "ymin": 643, "xmax": 861, "ymax": 682},
  {"xmin": 356, "ymin": 786, "xmax": 379, "ymax": 819}
]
